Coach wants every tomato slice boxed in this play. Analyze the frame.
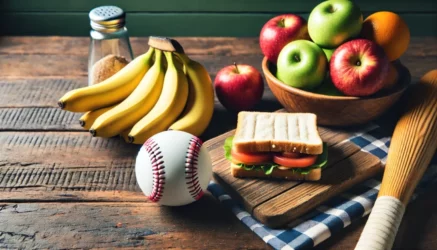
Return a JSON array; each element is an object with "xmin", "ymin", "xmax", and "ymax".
[
  {"xmin": 282, "ymin": 152, "xmax": 301, "ymax": 158},
  {"xmin": 231, "ymin": 148, "xmax": 272, "ymax": 164},
  {"xmin": 273, "ymin": 154, "xmax": 317, "ymax": 168}
]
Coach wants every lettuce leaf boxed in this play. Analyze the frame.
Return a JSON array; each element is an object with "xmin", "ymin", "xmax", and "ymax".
[
  {"xmin": 261, "ymin": 165, "xmax": 276, "ymax": 175},
  {"xmin": 224, "ymin": 136, "xmax": 234, "ymax": 161},
  {"xmin": 223, "ymin": 137, "xmax": 328, "ymax": 175}
]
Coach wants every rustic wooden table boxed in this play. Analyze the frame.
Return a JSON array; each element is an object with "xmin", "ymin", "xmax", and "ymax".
[{"xmin": 0, "ymin": 36, "xmax": 436, "ymax": 249}]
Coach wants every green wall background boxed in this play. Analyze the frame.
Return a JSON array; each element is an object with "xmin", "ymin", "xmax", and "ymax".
[{"xmin": 0, "ymin": 0, "xmax": 436, "ymax": 37}]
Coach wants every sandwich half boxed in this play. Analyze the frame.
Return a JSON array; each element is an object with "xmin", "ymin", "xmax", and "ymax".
[{"xmin": 224, "ymin": 112, "xmax": 328, "ymax": 181}]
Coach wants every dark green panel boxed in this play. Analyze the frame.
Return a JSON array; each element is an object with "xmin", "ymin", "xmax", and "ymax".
[
  {"xmin": 1, "ymin": 12, "xmax": 436, "ymax": 37},
  {"xmin": 1, "ymin": 0, "xmax": 436, "ymax": 13}
]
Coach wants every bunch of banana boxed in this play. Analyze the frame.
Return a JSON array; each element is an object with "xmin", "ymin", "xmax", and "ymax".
[{"xmin": 58, "ymin": 37, "xmax": 215, "ymax": 144}]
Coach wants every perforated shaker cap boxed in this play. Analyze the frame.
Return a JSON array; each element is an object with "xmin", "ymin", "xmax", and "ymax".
[{"xmin": 89, "ymin": 6, "xmax": 126, "ymax": 32}]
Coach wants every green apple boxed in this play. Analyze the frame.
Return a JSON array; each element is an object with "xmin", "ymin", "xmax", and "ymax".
[
  {"xmin": 322, "ymin": 47, "xmax": 336, "ymax": 62},
  {"xmin": 314, "ymin": 72, "xmax": 344, "ymax": 96},
  {"xmin": 276, "ymin": 40, "xmax": 327, "ymax": 90},
  {"xmin": 308, "ymin": 0, "xmax": 363, "ymax": 48}
]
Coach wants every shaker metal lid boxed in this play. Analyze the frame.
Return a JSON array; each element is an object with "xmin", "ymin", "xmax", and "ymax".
[{"xmin": 89, "ymin": 6, "xmax": 126, "ymax": 32}]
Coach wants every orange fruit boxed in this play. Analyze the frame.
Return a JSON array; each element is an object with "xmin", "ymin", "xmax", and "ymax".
[
  {"xmin": 383, "ymin": 63, "xmax": 399, "ymax": 90},
  {"xmin": 360, "ymin": 11, "xmax": 410, "ymax": 61}
]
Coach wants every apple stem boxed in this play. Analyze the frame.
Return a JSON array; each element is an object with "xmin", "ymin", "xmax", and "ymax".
[
  {"xmin": 233, "ymin": 62, "xmax": 240, "ymax": 74},
  {"xmin": 280, "ymin": 18, "xmax": 285, "ymax": 27},
  {"xmin": 294, "ymin": 55, "xmax": 300, "ymax": 62}
]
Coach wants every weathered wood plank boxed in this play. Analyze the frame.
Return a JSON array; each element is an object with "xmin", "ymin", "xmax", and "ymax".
[
  {"xmin": 405, "ymin": 37, "xmax": 437, "ymax": 57},
  {"xmin": 0, "ymin": 53, "xmax": 264, "ymax": 78},
  {"xmin": 0, "ymin": 36, "xmax": 262, "ymax": 56},
  {"xmin": 1, "ymin": 187, "xmax": 436, "ymax": 250},
  {"xmin": 0, "ymin": 108, "xmax": 82, "ymax": 130},
  {"xmin": 1, "ymin": 37, "xmax": 435, "ymax": 58},
  {"xmin": 0, "ymin": 132, "xmax": 139, "ymax": 165},
  {"xmin": 2, "ymin": 36, "xmax": 435, "ymax": 57},
  {"xmin": 0, "ymin": 163, "xmax": 140, "ymax": 192},
  {"xmin": 0, "ymin": 37, "xmax": 435, "ymax": 85},
  {"xmin": 400, "ymin": 55, "xmax": 437, "ymax": 83},
  {"xmin": 204, "ymin": 130, "xmax": 234, "ymax": 152},
  {"xmin": 0, "ymin": 195, "xmax": 270, "ymax": 250},
  {"xmin": 0, "ymin": 52, "xmax": 435, "ymax": 89},
  {"xmin": 0, "ymin": 190, "xmax": 147, "ymax": 202},
  {"xmin": 0, "ymin": 78, "xmax": 86, "ymax": 108},
  {"xmin": 0, "ymin": 132, "xmax": 142, "ymax": 191},
  {"xmin": 0, "ymin": 54, "xmax": 88, "ymax": 79}
]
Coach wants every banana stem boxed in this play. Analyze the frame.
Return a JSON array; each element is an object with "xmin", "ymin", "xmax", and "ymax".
[
  {"xmin": 163, "ymin": 51, "xmax": 173, "ymax": 65},
  {"xmin": 146, "ymin": 46, "xmax": 155, "ymax": 63},
  {"xmin": 154, "ymin": 49, "xmax": 163, "ymax": 69},
  {"xmin": 173, "ymin": 52, "xmax": 191, "ymax": 74},
  {"xmin": 174, "ymin": 52, "xmax": 190, "ymax": 64}
]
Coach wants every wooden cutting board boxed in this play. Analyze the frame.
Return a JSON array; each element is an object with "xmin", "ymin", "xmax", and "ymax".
[{"xmin": 204, "ymin": 123, "xmax": 383, "ymax": 229}]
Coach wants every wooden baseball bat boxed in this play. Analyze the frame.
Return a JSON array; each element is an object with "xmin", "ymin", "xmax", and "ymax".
[{"xmin": 355, "ymin": 69, "xmax": 437, "ymax": 250}]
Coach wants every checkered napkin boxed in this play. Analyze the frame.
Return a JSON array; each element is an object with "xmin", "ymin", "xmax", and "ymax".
[{"xmin": 207, "ymin": 124, "xmax": 437, "ymax": 250}]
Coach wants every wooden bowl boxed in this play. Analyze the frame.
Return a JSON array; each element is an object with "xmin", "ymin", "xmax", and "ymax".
[{"xmin": 262, "ymin": 57, "xmax": 410, "ymax": 126}]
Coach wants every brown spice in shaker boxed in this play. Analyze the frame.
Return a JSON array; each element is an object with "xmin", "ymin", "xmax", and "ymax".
[{"xmin": 90, "ymin": 54, "xmax": 129, "ymax": 85}]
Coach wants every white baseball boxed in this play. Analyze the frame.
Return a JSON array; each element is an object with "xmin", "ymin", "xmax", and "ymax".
[{"xmin": 135, "ymin": 130, "xmax": 213, "ymax": 206}]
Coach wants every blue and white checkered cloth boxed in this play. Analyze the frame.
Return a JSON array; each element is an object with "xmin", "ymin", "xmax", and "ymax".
[{"xmin": 207, "ymin": 124, "xmax": 437, "ymax": 250}]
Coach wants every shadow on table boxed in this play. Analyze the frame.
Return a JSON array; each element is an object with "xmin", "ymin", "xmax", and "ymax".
[{"xmin": 159, "ymin": 192, "xmax": 241, "ymax": 226}]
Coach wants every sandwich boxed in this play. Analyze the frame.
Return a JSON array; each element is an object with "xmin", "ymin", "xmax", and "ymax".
[{"xmin": 224, "ymin": 112, "xmax": 328, "ymax": 181}]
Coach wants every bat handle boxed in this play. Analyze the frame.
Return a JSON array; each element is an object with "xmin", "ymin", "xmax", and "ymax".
[
  {"xmin": 355, "ymin": 69, "xmax": 437, "ymax": 250},
  {"xmin": 355, "ymin": 196, "xmax": 405, "ymax": 250}
]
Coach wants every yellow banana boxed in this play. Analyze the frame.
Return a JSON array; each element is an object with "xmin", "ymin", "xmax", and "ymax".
[
  {"xmin": 89, "ymin": 50, "xmax": 165, "ymax": 138},
  {"xmin": 128, "ymin": 51, "xmax": 189, "ymax": 144},
  {"xmin": 168, "ymin": 53, "xmax": 215, "ymax": 136},
  {"xmin": 58, "ymin": 47, "xmax": 155, "ymax": 112},
  {"xmin": 78, "ymin": 104, "xmax": 117, "ymax": 130}
]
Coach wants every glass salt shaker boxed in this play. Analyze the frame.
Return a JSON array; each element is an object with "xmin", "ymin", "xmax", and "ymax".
[{"xmin": 88, "ymin": 6, "xmax": 134, "ymax": 86}]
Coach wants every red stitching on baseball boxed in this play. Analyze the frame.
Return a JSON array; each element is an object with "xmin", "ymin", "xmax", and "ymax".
[
  {"xmin": 144, "ymin": 138, "xmax": 165, "ymax": 202},
  {"xmin": 185, "ymin": 136, "xmax": 204, "ymax": 200}
]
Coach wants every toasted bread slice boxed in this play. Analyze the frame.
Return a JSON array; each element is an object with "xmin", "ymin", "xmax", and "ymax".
[
  {"xmin": 230, "ymin": 163, "xmax": 321, "ymax": 181},
  {"xmin": 233, "ymin": 112, "xmax": 323, "ymax": 154}
]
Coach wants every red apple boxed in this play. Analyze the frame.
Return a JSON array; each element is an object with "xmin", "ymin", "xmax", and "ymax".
[
  {"xmin": 214, "ymin": 63, "xmax": 264, "ymax": 112},
  {"xmin": 330, "ymin": 39, "xmax": 390, "ymax": 96},
  {"xmin": 260, "ymin": 14, "xmax": 310, "ymax": 64}
]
